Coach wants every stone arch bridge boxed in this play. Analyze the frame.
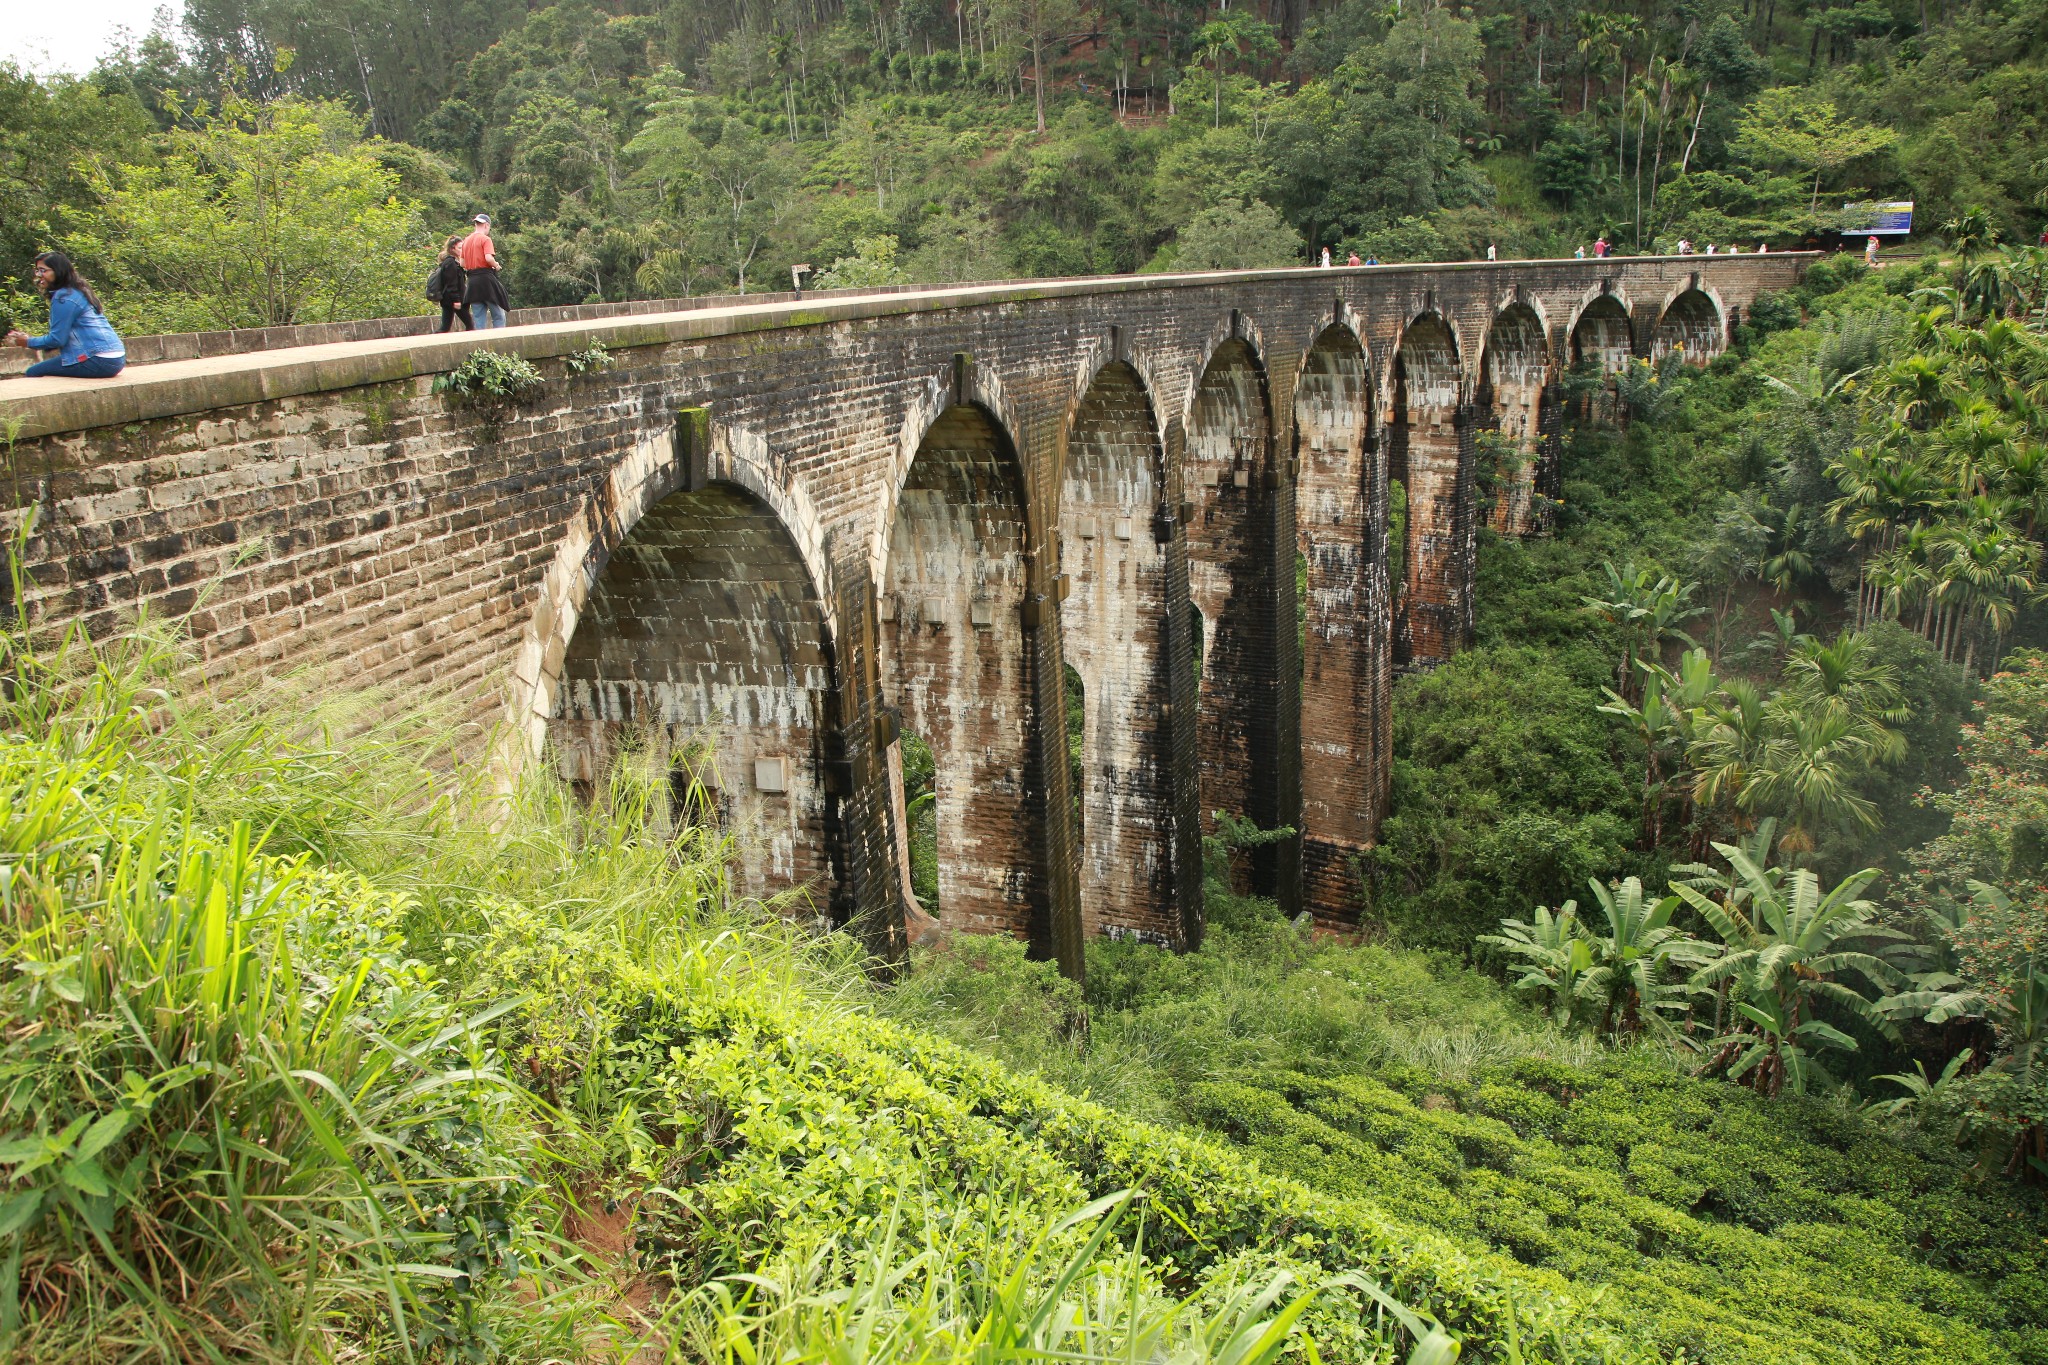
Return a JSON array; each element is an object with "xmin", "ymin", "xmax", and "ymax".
[{"xmin": 1, "ymin": 255, "xmax": 1803, "ymax": 976}]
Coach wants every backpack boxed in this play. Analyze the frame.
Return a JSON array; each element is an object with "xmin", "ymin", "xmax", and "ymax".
[{"xmin": 424, "ymin": 262, "xmax": 446, "ymax": 302}]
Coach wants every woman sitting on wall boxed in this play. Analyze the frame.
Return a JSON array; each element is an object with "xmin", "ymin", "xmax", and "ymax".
[{"xmin": 5, "ymin": 253, "xmax": 126, "ymax": 379}]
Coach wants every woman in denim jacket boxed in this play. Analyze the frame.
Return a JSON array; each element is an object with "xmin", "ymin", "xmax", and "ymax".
[{"xmin": 6, "ymin": 253, "xmax": 126, "ymax": 379}]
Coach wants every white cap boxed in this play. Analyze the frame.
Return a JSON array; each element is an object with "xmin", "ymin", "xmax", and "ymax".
[{"xmin": 473, "ymin": 214, "xmax": 491, "ymax": 225}]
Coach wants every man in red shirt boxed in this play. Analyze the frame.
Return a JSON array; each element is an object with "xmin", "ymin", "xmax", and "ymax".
[{"xmin": 458, "ymin": 214, "xmax": 510, "ymax": 329}]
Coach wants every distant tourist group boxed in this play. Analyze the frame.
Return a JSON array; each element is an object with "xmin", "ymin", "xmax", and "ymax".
[
  {"xmin": 427, "ymin": 214, "xmax": 512, "ymax": 332},
  {"xmin": 1313, "ymin": 233, "xmax": 1787, "ymax": 266}
]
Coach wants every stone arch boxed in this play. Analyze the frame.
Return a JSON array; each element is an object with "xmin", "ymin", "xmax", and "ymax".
[
  {"xmin": 1562, "ymin": 283, "xmax": 1635, "ymax": 348},
  {"xmin": 1182, "ymin": 312, "xmax": 1272, "ymax": 438},
  {"xmin": 1064, "ymin": 331, "xmax": 1174, "ymax": 457},
  {"xmin": 1058, "ymin": 360, "xmax": 1179, "ymax": 943},
  {"xmin": 506, "ymin": 420, "xmax": 835, "ymax": 774},
  {"xmin": 1293, "ymin": 322, "xmax": 1386, "ymax": 921},
  {"xmin": 547, "ymin": 473, "xmax": 842, "ymax": 911},
  {"xmin": 869, "ymin": 360, "xmax": 1033, "ymax": 589},
  {"xmin": 1568, "ymin": 291, "xmax": 1636, "ymax": 375},
  {"xmin": 1653, "ymin": 286, "xmax": 1726, "ymax": 363},
  {"xmin": 1183, "ymin": 332, "xmax": 1283, "ymax": 886},
  {"xmin": 879, "ymin": 400, "xmax": 1045, "ymax": 943},
  {"xmin": 1389, "ymin": 311, "xmax": 1469, "ymax": 668},
  {"xmin": 1478, "ymin": 302, "xmax": 1554, "ymax": 536}
]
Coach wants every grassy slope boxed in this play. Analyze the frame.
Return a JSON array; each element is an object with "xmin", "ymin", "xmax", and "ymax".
[
  {"xmin": 7, "ymin": 589, "xmax": 2042, "ymax": 1364},
  {"xmin": 0, "ymin": 627, "xmax": 1635, "ymax": 1364}
]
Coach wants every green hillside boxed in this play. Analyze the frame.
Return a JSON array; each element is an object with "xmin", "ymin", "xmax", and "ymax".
[{"xmin": 3, "ymin": 0, "xmax": 2044, "ymax": 324}]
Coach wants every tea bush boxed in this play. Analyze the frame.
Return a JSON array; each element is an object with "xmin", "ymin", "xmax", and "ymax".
[{"xmin": 891, "ymin": 899, "xmax": 2048, "ymax": 1365}]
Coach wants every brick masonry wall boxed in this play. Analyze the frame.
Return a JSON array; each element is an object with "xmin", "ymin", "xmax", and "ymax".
[
  {"xmin": 1392, "ymin": 313, "xmax": 1468, "ymax": 668},
  {"xmin": 881, "ymin": 406, "xmax": 1040, "ymax": 940},
  {"xmin": 0, "ymin": 255, "xmax": 1805, "ymax": 967},
  {"xmin": 1654, "ymin": 288, "xmax": 1724, "ymax": 362},
  {"xmin": 1183, "ymin": 336, "xmax": 1281, "ymax": 892},
  {"xmin": 1058, "ymin": 362, "xmax": 1178, "ymax": 943},
  {"xmin": 1294, "ymin": 326, "xmax": 1383, "ymax": 922},
  {"xmin": 552, "ymin": 483, "xmax": 834, "ymax": 906},
  {"xmin": 1479, "ymin": 305, "xmax": 1550, "ymax": 537}
]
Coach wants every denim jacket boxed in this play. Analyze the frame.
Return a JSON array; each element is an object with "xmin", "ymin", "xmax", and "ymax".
[{"xmin": 29, "ymin": 288, "xmax": 126, "ymax": 364}]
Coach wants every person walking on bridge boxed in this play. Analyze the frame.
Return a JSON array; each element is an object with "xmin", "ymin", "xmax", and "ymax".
[
  {"xmin": 428, "ymin": 236, "xmax": 471, "ymax": 332},
  {"xmin": 459, "ymin": 215, "xmax": 510, "ymax": 330},
  {"xmin": 4, "ymin": 252, "xmax": 125, "ymax": 379}
]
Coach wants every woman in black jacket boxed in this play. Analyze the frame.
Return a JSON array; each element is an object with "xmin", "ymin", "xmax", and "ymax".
[{"xmin": 429, "ymin": 237, "xmax": 470, "ymax": 332}]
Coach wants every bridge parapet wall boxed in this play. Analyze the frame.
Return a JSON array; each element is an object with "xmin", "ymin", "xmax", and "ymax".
[{"xmin": 0, "ymin": 255, "xmax": 1807, "ymax": 963}]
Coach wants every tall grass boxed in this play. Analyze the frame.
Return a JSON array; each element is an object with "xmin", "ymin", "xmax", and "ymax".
[
  {"xmin": 0, "ymin": 619, "xmax": 545, "ymax": 1360},
  {"xmin": 0, "ymin": 614, "xmax": 1492, "ymax": 1365},
  {"xmin": 879, "ymin": 882, "xmax": 1612, "ymax": 1124},
  {"xmin": 0, "ymin": 610, "xmax": 785, "ymax": 1361}
]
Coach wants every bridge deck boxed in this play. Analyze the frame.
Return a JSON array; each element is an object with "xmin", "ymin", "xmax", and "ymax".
[{"xmin": 0, "ymin": 256, "xmax": 1803, "ymax": 440}]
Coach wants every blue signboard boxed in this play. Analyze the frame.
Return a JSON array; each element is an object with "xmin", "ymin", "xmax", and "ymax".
[{"xmin": 1842, "ymin": 201, "xmax": 1914, "ymax": 235}]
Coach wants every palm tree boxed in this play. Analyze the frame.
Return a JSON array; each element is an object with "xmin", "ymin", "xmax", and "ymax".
[
  {"xmin": 1483, "ymin": 878, "xmax": 1712, "ymax": 1040},
  {"xmin": 1745, "ymin": 695, "xmax": 1884, "ymax": 855},
  {"xmin": 1674, "ymin": 847, "xmax": 1905, "ymax": 1095},
  {"xmin": 1874, "ymin": 352, "xmax": 1960, "ymax": 429},
  {"xmin": 1941, "ymin": 207, "xmax": 2000, "ymax": 274},
  {"xmin": 1687, "ymin": 676, "xmax": 1769, "ymax": 832},
  {"xmin": 1759, "ymin": 501, "xmax": 1815, "ymax": 596},
  {"xmin": 1929, "ymin": 516, "xmax": 2041, "ymax": 671},
  {"xmin": 1673, "ymin": 818, "xmax": 1784, "ymax": 1033},
  {"xmin": 1781, "ymin": 630, "xmax": 1909, "ymax": 754},
  {"xmin": 1599, "ymin": 669, "xmax": 1681, "ymax": 848}
]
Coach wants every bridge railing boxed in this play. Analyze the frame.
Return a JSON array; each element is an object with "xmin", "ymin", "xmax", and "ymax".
[
  {"xmin": 0, "ymin": 253, "xmax": 1816, "ymax": 378},
  {"xmin": 0, "ymin": 254, "xmax": 1815, "ymax": 441}
]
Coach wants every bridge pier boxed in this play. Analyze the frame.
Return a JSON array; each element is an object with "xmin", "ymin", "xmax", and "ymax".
[
  {"xmin": 1391, "ymin": 312, "xmax": 1471, "ymax": 669},
  {"xmin": 1478, "ymin": 302, "xmax": 1551, "ymax": 537},
  {"xmin": 880, "ymin": 404, "xmax": 1048, "ymax": 944},
  {"xmin": 1294, "ymin": 323, "xmax": 1385, "ymax": 922},
  {"xmin": 1059, "ymin": 362, "xmax": 1178, "ymax": 944}
]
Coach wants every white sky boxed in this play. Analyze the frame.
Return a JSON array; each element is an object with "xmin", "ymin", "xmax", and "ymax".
[{"xmin": 1, "ymin": 2, "xmax": 184, "ymax": 76}]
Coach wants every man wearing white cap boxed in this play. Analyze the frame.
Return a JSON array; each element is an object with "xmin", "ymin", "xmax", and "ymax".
[{"xmin": 458, "ymin": 214, "xmax": 510, "ymax": 329}]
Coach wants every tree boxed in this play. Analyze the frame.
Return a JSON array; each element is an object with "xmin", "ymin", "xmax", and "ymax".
[
  {"xmin": 1581, "ymin": 561, "xmax": 1704, "ymax": 704},
  {"xmin": 1578, "ymin": 876, "xmax": 1713, "ymax": 1037},
  {"xmin": 0, "ymin": 67, "xmax": 152, "ymax": 291},
  {"xmin": 1192, "ymin": 13, "xmax": 1279, "ymax": 129},
  {"xmin": 997, "ymin": 0, "xmax": 1083, "ymax": 134},
  {"xmin": 1733, "ymin": 87, "xmax": 1896, "ymax": 216},
  {"xmin": 1266, "ymin": 9, "xmax": 1488, "ymax": 249},
  {"xmin": 69, "ymin": 95, "xmax": 425, "ymax": 332},
  {"xmin": 1483, "ymin": 876, "xmax": 1711, "ymax": 1039},
  {"xmin": 1165, "ymin": 199, "xmax": 1302, "ymax": 271},
  {"xmin": 627, "ymin": 103, "xmax": 795, "ymax": 295},
  {"xmin": 816, "ymin": 234, "xmax": 908, "ymax": 288},
  {"xmin": 1482, "ymin": 901, "xmax": 1595, "ymax": 1028}
]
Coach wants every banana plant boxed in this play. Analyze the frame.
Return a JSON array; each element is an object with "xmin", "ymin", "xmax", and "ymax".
[
  {"xmin": 1480, "ymin": 902, "xmax": 1595, "ymax": 1029},
  {"xmin": 1675, "ymin": 844, "xmax": 1905, "ymax": 1095},
  {"xmin": 1578, "ymin": 876, "xmax": 1717, "ymax": 1039}
]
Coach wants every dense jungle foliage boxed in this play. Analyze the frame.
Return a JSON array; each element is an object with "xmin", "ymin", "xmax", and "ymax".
[
  {"xmin": 1, "ymin": 0, "xmax": 2045, "ymax": 324},
  {"xmin": 1339, "ymin": 258, "xmax": 2048, "ymax": 1154}
]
